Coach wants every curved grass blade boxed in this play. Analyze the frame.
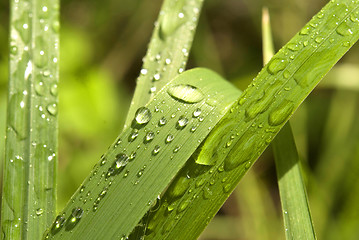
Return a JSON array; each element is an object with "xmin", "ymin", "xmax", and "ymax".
[
  {"xmin": 124, "ymin": 0, "xmax": 204, "ymax": 129},
  {"xmin": 1, "ymin": 0, "xmax": 59, "ymax": 239},
  {"xmin": 273, "ymin": 124, "xmax": 316, "ymax": 240},
  {"xmin": 263, "ymin": 7, "xmax": 316, "ymax": 240},
  {"xmin": 142, "ymin": 1, "xmax": 359, "ymax": 239},
  {"xmin": 45, "ymin": 68, "xmax": 241, "ymax": 239}
]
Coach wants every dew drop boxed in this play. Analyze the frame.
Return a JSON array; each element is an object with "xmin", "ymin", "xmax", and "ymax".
[
  {"xmin": 177, "ymin": 200, "xmax": 190, "ymax": 213},
  {"xmin": 35, "ymin": 208, "xmax": 43, "ymax": 216},
  {"xmin": 286, "ymin": 43, "xmax": 301, "ymax": 51},
  {"xmin": 168, "ymin": 176, "xmax": 190, "ymax": 199},
  {"xmin": 34, "ymin": 79, "xmax": 45, "ymax": 96},
  {"xmin": 8, "ymin": 93, "xmax": 29, "ymax": 140},
  {"xmin": 336, "ymin": 21, "xmax": 353, "ymax": 36},
  {"xmin": 65, "ymin": 207, "xmax": 83, "ymax": 230},
  {"xmin": 159, "ymin": 117, "xmax": 167, "ymax": 126},
  {"xmin": 173, "ymin": 145, "xmax": 181, "ymax": 153},
  {"xmin": 268, "ymin": 100, "xmax": 294, "ymax": 126},
  {"xmin": 128, "ymin": 129, "xmax": 139, "ymax": 142},
  {"xmin": 299, "ymin": 26, "xmax": 310, "ymax": 35},
  {"xmin": 51, "ymin": 214, "xmax": 66, "ymax": 234},
  {"xmin": 134, "ymin": 107, "xmax": 152, "ymax": 125},
  {"xmin": 167, "ymin": 84, "xmax": 204, "ymax": 103},
  {"xmin": 144, "ymin": 131, "xmax": 155, "ymax": 143},
  {"xmin": 176, "ymin": 116, "xmax": 189, "ymax": 129},
  {"xmin": 165, "ymin": 134, "xmax": 174, "ymax": 143},
  {"xmin": 192, "ymin": 108, "xmax": 201, "ymax": 117},
  {"xmin": 267, "ymin": 58, "xmax": 286, "ymax": 75},
  {"xmin": 50, "ymin": 83, "xmax": 58, "ymax": 96},
  {"xmin": 283, "ymin": 70, "xmax": 291, "ymax": 79},
  {"xmin": 46, "ymin": 103, "xmax": 57, "ymax": 116},
  {"xmin": 153, "ymin": 73, "xmax": 161, "ymax": 81},
  {"xmin": 152, "ymin": 145, "xmax": 161, "ymax": 155}
]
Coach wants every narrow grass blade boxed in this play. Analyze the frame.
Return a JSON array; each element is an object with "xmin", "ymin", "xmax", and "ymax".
[
  {"xmin": 1, "ymin": 0, "xmax": 59, "ymax": 239},
  {"xmin": 124, "ymin": 0, "xmax": 204, "ymax": 129},
  {"xmin": 272, "ymin": 124, "xmax": 316, "ymax": 240},
  {"xmin": 142, "ymin": 1, "xmax": 359, "ymax": 239},
  {"xmin": 263, "ymin": 7, "xmax": 316, "ymax": 240},
  {"xmin": 45, "ymin": 68, "xmax": 241, "ymax": 239}
]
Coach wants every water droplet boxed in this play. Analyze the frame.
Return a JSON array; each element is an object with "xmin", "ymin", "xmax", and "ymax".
[
  {"xmin": 140, "ymin": 68, "xmax": 148, "ymax": 75},
  {"xmin": 165, "ymin": 134, "xmax": 174, "ymax": 143},
  {"xmin": 190, "ymin": 125, "xmax": 197, "ymax": 132},
  {"xmin": 223, "ymin": 184, "xmax": 231, "ymax": 193},
  {"xmin": 51, "ymin": 214, "xmax": 66, "ymax": 234},
  {"xmin": 203, "ymin": 187, "xmax": 213, "ymax": 199},
  {"xmin": 177, "ymin": 200, "xmax": 190, "ymax": 213},
  {"xmin": 8, "ymin": 93, "xmax": 29, "ymax": 140},
  {"xmin": 268, "ymin": 100, "xmax": 294, "ymax": 126},
  {"xmin": 113, "ymin": 153, "xmax": 129, "ymax": 173},
  {"xmin": 46, "ymin": 103, "xmax": 57, "ymax": 116},
  {"xmin": 300, "ymin": 26, "xmax": 310, "ymax": 35},
  {"xmin": 168, "ymin": 176, "xmax": 190, "ymax": 199},
  {"xmin": 50, "ymin": 83, "xmax": 58, "ymax": 96},
  {"xmin": 134, "ymin": 107, "xmax": 152, "ymax": 125},
  {"xmin": 35, "ymin": 208, "xmax": 43, "ymax": 216},
  {"xmin": 315, "ymin": 37, "xmax": 324, "ymax": 43},
  {"xmin": 144, "ymin": 131, "xmax": 155, "ymax": 143},
  {"xmin": 267, "ymin": 58, "xmax": 286, "ymax": 75},
  {"xmin": 287, "ymin": 43, "xmax": 300, "ymax": 51},
  {"xmin": 224, "ymin": 131, "xmax": 257, "ymax": 171},
  {"xmin": 152, "ymin": 145, "xmax": 161, "ymax": 155},
  {"xmin": 192, "ymin": 108, "xmax": 201, "ymax": 117},
  {"xmin": 173, "ymin": 145, "xmax": 181, "ymax": 153},
  {"xmin": 159, "ymin": 117, "xmax": 167, "ymax": 126},
  {"xmin": 283, "ymin": 70, "xmax": 291, "ymax": 79},
  {"xmin": 176, "ymin": 116, "xmax": 189, "ymax": 129},
  {"xmin": 65, "ymin": 207, "xmax": 83, "ymax": 230},
  {"xmin": 128, "ymin": 129, "xmax": 139, "ymax": 142},
  {"xmin": 167, "ymin": 84, "xmax": 204, "ymax": 103},
  {"xmin": 336, "ymin": 21, "xmax": 353, "ymax": 36}
]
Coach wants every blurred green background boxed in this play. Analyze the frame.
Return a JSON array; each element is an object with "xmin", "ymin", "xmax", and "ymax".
[{"xmin": 1, "ymin": 0, "xmax": 359, "ymax": 239}]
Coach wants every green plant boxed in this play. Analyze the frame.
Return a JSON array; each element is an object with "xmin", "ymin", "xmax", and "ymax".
[{"xmin": 1, "ymin": 0, "xmax": 359, "ymax": 239}]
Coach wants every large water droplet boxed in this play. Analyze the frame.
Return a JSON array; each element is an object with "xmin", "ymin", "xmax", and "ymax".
[
  {"xmin": 224, "ymin": 132, "xmax": 257, "ymax": 171},
  {"xmin": 168, "ymin": 176, "xmax": 190, "ymax": 199},
  {"xmin": 113, "ymin": 153, "xmax": 129, "ymax": 174},
  {"xmin": 51, "ymin": 214, "xmax": 66, "ymax": 234},
  {"xmin": 176, "ymin": 116, "xmax": 189, "ymax": 129},
  {"xmin": 167, "ymin": 84, "xmax": 204, "ymax": 103},
  {"xmin": 8, "ymin": 92, "xmax": 29, "ymax": 140},
  {"xmin": 128, "ymin": 129, "xmax": 139, "ymax": 142},
  {"xmin": 268, "ymin": 100, "xmax": 294, "ymax": 126},
  {"xmin": 267, "ymin": 58, "xmax": 287, "ymax": 75},
  {"xmin": 50, "ymin": 83, "xmax": 58, "ymax": 96},
  {"xmin": 65, "ymin": 207, "xmax": 83, "ymax": 230},
  {"xmin": 134, "ymin": 107, "xmax": 152, "ymax": 125},
  {"xmin": 336, "ymin": 21, "xmax": 353, "ymax": 36}
]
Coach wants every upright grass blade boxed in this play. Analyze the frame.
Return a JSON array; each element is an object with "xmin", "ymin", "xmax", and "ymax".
[
  {"xmin": 124, "ymin": 0, "xmax": 204, "ymax": 129},
  {"xmin": 272, "ymin": 124, "xmax": 316, "ymax": 240},
  {"xmin": 141, "ymin": 1, "xmax": 359, "ymax": 239},
  {"xmin": 45, "ymin": 68, "xmax": 241, "ymax": 239},
  {"xmin": 263, "ymin": 7, "xmax": 316, "ymax": 240},
  {"xmin": 2, "ymin": 0, "xmax": 59, "ymax": 239}
]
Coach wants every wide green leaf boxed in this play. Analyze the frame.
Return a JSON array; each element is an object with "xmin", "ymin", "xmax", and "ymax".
[{"xmin": 1, "ymin": 0, "xmax": 59, "ymax": 239}]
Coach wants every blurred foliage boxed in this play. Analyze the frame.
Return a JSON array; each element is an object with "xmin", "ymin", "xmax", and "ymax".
[{"xmin": 0, "ymin": 0, "xmax": 358, "ymax": 239}]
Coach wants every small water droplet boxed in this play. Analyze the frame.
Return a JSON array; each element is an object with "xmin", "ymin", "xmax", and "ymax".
[
  {"xmin": 283, "ymin": 70, "xmax": 291, "ymax": 79},
  {"xmin": 134, "ymin": 107, "xmax": 152, "ymax": 125},
  {"xmin": 128, "ymin": 129, "xmax": 139, "ymax": 142},
  {"xmin": 35, "ymin": 208, "xmax": 43, "ymax": 216},
  {"xmin": 190, "ymin": 125, "xmax": 197, "ymax": 132},
  {"xmin": 165, "ymin": 134, "xmax": 174, "ymax": 143},
  {"xmin": 192, "ymin": 108, "xmax": 201, "ymax": 117},
  {"xmin": 50, "ymin": 83, "xmax": 58, "ymax": 96},
  {"xmin": 144, "ymin": 131, "xmax": 155, "ymax": 143},
  {"xmin": 223, "ymin": 184, "xmax": 231, "ymax": 193},
  {"xmin": 152, "ymin": 145, "xmax": 161, "ymax": 155},
  {"xmin": 173, "ymin": 145, "xmax": 181, "ymax": 153},
  {"xmin": 159, "ymin": 117, "xmax": 167, "ymax": 126},
  {"xmin": 46, "ymin": 103, "xmax": 57, "ymax": 116},
  {"xmin": 300, "ymin": 26, "xmax": 310, "ymax": 35},
  {"xmin": 176, "ymin": 116, "xmax": 189, "ymax": 129},
  {"xmin": 167, "ymin": 84, "xmax": 204, "ymax": 103},
  {"xmin": 287, "ymin": 43, "xmax": 301, "ymax": 51},
  {"xmin": 140, "ymin": 69, "xmax": 148, "ymax": 75},
  {"xmin": 153, "ymin": 73, "xmax": 161, "ymax": 81}
]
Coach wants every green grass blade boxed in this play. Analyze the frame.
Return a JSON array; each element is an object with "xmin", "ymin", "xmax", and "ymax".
[
  {"xmin": 124, "ymin": 0, "xmax": 204, "ymax": 129},
  {"xmin": 262, "ymin": 7, "xmax": 316, "ymax": 240},
  {"xmin": 1, "ymin": 0, "xmax": 59, "ymax": 239},
  {"xmin": 142, "ymin": 1, "xmax": 359, "ymax": 239},
  {"xmin": 45, "ymin": 68, "xmax": 241, "ymax": 239},
  {"xmin": 272, "ymin": 124, "xmax": 316, "ymax": 240}
]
